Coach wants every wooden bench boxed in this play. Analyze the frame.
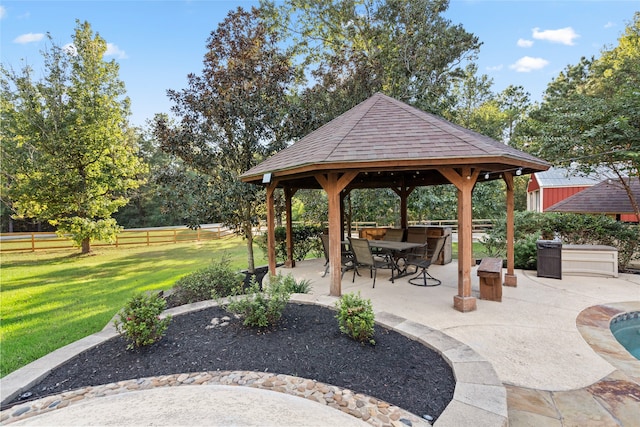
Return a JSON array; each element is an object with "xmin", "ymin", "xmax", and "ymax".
[{"xmin": 477, "ymin": 257, "xmax": 503, "ymax": 302}]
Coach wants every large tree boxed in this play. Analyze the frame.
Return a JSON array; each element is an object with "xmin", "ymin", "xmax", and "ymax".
[
  {"xmin": 264, "ymin": 0, "xmax": 481, "ymax": 133},
  {"xmin": 154, "ymin": 7, "xmax": 295, "ymax": 272},
  {"xmin": 526, "ymin": 13, "xmax": 640, "ymax": 220},
  {"xmin": 1, "ymin": 20, "xmax": 145, "ymax": 253}
]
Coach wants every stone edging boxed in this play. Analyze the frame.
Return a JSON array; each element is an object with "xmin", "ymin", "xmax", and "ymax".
[
  {"xmin": 1, "ymin": 371, "xmax": 429, "ymax": 427},
  {"xmin": 575, "ymin": 301, "xmax": 640, "ymax": 383},
  {"xmin": 0, "ymin": 295, "xmax": 508, "ymax": 427}
]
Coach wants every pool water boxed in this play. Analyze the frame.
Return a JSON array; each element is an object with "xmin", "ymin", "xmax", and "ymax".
[{"xmin": 610, "ymin": 312, "xmax": 640, "ymax": 360}]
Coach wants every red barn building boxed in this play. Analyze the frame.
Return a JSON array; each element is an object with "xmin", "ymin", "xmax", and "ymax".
[
  {"xmin": 527, "ymin": 167, "xmax": 638, "ymax": 222},
  {"xmin": 527, "ymin": 167, "xmax": 603, "ymax": 212}
]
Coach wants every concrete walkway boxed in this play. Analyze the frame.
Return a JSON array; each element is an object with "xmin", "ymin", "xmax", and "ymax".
[{"xmin": 2, "ymin": 259, "xmax": 639, "ymax": 426}]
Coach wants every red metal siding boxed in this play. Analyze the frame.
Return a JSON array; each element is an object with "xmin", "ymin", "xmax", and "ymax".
[
  {"xmin": 543, "ymin": 187, "xmax": 590, "ymax": 211},
  {"xmin": 621, "ymin": 214, "xmax": 639, "ymax": 223},
  {"xmin": 527, "ymin": 175, "xmax": 540, "ymax": 192}
]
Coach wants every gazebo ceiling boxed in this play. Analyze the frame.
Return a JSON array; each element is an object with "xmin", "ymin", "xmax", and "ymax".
[{"xmin": 241, "ymin": 93, "xmax": 550, "ymax": 188}]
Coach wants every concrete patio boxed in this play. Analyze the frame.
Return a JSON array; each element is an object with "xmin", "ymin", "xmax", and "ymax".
[{"xmin": 278, "ymin": 258, "xmax": 640, "ymax": 425}]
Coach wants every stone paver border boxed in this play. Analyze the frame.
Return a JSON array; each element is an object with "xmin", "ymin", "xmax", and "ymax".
[
  {"xmin": 576, "ymin": 301, "xmax": 640, "ymax": 384},
  {"xmin": 0, "ymin": 295, "xmax": 507, "ymax": 427}
]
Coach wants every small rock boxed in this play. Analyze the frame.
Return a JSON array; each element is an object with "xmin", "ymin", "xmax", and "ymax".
[
  {"xmin": 422, "ymin": 414, "xmax": 434, "ymax": 421},
  {"xmin": 12, "ymin": 406, "xmax": 30, "ymax": 417},
  {"xmin": 399, "ymin": 418, "xmax": 413, "ymax": 426}
]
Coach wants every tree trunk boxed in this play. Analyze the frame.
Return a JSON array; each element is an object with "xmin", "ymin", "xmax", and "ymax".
[
  {"xmin": 246, "ymin": 228, "xmax": 255, "ymax": 273},
  {"xmin": 81, "ymin": 237, "xmax": 91, "ymax": 254}
]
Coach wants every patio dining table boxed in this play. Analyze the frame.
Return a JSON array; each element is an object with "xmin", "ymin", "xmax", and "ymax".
[{"xmin": 367, "ymin": 240, "xmax": 425, "ymax": 280}]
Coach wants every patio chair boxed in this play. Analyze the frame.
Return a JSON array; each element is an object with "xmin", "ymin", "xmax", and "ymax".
[
  {"xmin": 373, "ymin": 228, "xmax": 406, "ymax": 259},
  {"xmin": 348, "ymin": 237, "xmax": 395, "ymax": 288},
  {"xmin": 383, "ymin": 228, "xmax": 405, "ymax": 242},
  {"xmin": 405, "ymin": 235, "xmax": 447, "ymax": 287},
  {"xmin": 406, "ymin": 227, "xmax": 428, "ymax": 244},
  {"xmin": 392, "ymin": 227, "xmax": 426, "ymax": 267},
  {"xmin": 320, "ymin": 234, "xmax": 354, "ymax": 278}
]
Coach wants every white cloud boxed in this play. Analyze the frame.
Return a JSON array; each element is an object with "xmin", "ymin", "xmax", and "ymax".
[
  {"xmin": 0, "ymin": 6, "xmax": 6, "ymax": 19},
  {"xmin": 63, "ymin": 43, "xmax": 78, "ymax": 56},
  {"xmin": 487, "ymin": 64, "xmax": 503, "ymax": 72},
  {"xmin": 517, "ymin": 38, "xmax": 533, "ymax": 48},
  {"xmin": 509, "ymin": 56, "xmax": 549, "ymax": 72},
  {"xmin": 105, "ymin": 43, "xmax": 128, "ymax": 59},
  {"xmin": 604, "ymin": 21, "xmax": 615, "ymax": 29},
  {"xmin": 13, "ymin": 32, "xmax": 45, "ymax": 44},
  {"xmin": 532, "ymin": 27, "xmax": 579, "ymax": 45}
]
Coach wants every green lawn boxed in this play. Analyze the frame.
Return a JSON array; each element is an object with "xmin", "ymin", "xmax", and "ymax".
[
  {"xmin": 0, "ymin": 237, "xmax": 267, "ymax": 378},
  {"xmin": 1, "ymin": 237, "xmax": 488, "ymax": 378},
  {"xmin": 452, "ymin": 241, "xmax": 490, "ymax": 260}
]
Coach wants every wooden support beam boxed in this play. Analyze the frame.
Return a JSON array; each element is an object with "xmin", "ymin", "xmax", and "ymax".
[
  {"xmin": 284, "ymin": 187, "xmax": 298, "ymax": 268},
  {"xmin": 316, "ymin": 172, "xmax": 357, "ymax": 296},
  {"xmin": 392, "ymin": 183, "xmax": 415, "ymax": 229},
  {"xmin": 503, "ymin": 172, "xmax": 517, "ymax": 287},
  {"xmin": 440, "ymin": 167, "xmax": 478, "ymax": 312},
  {"xmin": 266, "ymin": 182, "xmax": 278, "ymax": 276}
]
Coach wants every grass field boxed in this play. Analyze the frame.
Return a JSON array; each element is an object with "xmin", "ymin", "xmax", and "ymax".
[
  {"xmin": 0, "ymin": 237, "xmax": 267, "ymax": 378},
  {"xmin": 1, "ymin": 237, "xmax": 485, "ymax": 378}
]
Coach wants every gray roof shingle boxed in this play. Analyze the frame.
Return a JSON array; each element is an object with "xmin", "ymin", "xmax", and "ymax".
[{"xmin": 241, "ymin": 93, "xmax": 549, "ymax": 184}]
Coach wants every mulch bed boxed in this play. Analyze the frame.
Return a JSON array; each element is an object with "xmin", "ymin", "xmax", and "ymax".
[{"xmin": 7, "ymin": 303, "xmax": 455, "ymax": 420}]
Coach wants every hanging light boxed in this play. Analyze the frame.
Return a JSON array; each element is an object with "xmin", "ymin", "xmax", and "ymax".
[
  {"xmin": 515, "ymin": 168, "xmax": 522, "ymax": 176},
  {"xmin": 485, "ymin": 173, "xmax": 490, "ymax": 180}
]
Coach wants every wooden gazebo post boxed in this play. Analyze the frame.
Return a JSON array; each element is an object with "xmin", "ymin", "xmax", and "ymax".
[
  {"xmin": 503, "ymin": 172, "xmax": 517, "ymax": 286},
  {"xmin": 316, "ymin": 172, "xmax": 357, "ymax": 296},
  {"xmin": 284, "ymin": 186, "xmax": 298, "ymax": 268},
  {"xmin": 440, "ymin": 167, "xmax": 479, "ymax": 312},
  {"xmin": 393, "ymin": 182, "xmax": 415, "ymax": 229},
  {"xmin": 266, "ymin": 181, "xmax": 278, "ymax": 275}
]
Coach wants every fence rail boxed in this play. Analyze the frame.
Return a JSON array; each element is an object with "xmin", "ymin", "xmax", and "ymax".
[
  {"xmin": 408, "ymin": 219, "xmax": 494, "ymax": 233},
  {"xmin": 0, "ymin": 225, "xmax": 233, "ymax": 253},
  {"xmin": 1, "ymin": 220, "xmax": 493, "ymax": 253}
]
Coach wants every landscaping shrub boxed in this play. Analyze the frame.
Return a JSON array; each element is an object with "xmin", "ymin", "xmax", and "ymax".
[
  {"xmin": 282, "ymin": 274, "xmax": 313, "ymax": 293},
  {"xmin": 513, "ymin": 234, "xmax": 538, "ymax": 270},
  {"xmin": 114, "ymin": 292, "xmax": 171, "ymax": 350},
  {"xmin": 483, "ymin": 212, "xmax": 640, "ymax": 270},
  {"xmin": 223, "ymin": 273, "xmax": 292, "ymax": 328},
  {"xmin": 171, "ymin": 256, "xmax": 243, "ymax": 304},
  {"xmin": 335, "ymin": 292, "xmax": 376, "ymax": 345},
  {"xmin": 256, "ymin": 224, "xmax": 324, "ymax": 262}
]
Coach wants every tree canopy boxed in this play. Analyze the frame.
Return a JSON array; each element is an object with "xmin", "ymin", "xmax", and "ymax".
[
  {"xmin": 525, "ymin": 12, "xmax": 640, "ymax": 219},
  {"xmin": 1, "ymin": 20, "xmax": 145, "ymax": 252},
  {"xmin": 264, "ymin": 0, "xmax": 481, "ymax": 134},
  {"xmin": 153, "ymin": 7, "xmax": 296, "ymax": 271}
]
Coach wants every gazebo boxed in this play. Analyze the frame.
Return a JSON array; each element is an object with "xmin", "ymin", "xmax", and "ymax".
[{"xmin": 241, "ymin": 93, "xmax": 550, "ymax": 312}]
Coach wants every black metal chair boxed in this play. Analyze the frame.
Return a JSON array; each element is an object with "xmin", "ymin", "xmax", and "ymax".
[
  {"xmin": 405, "ymin": 235, "xmax": 447, "ymax": 287},
  {"xmin": 320, "ymin": 234, "xmax": 354, "ymax": 278},
  {"xmin": 348, "ymin": 237, "xmax": 395, "ymax": 288}
]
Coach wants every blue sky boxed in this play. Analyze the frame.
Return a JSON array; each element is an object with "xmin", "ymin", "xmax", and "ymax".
[{"xmin": 1, "ymin": 1, "xmax": 637, "ymax": 128}]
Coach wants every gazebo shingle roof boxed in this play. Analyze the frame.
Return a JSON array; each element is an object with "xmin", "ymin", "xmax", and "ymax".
[
  {"xmin": 241, "ymin": 92, "xmax": 549, "ymax": 186},
  {"xmin": 547, "ymin": 178, "xmax": 639, "ymax": 215}
]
